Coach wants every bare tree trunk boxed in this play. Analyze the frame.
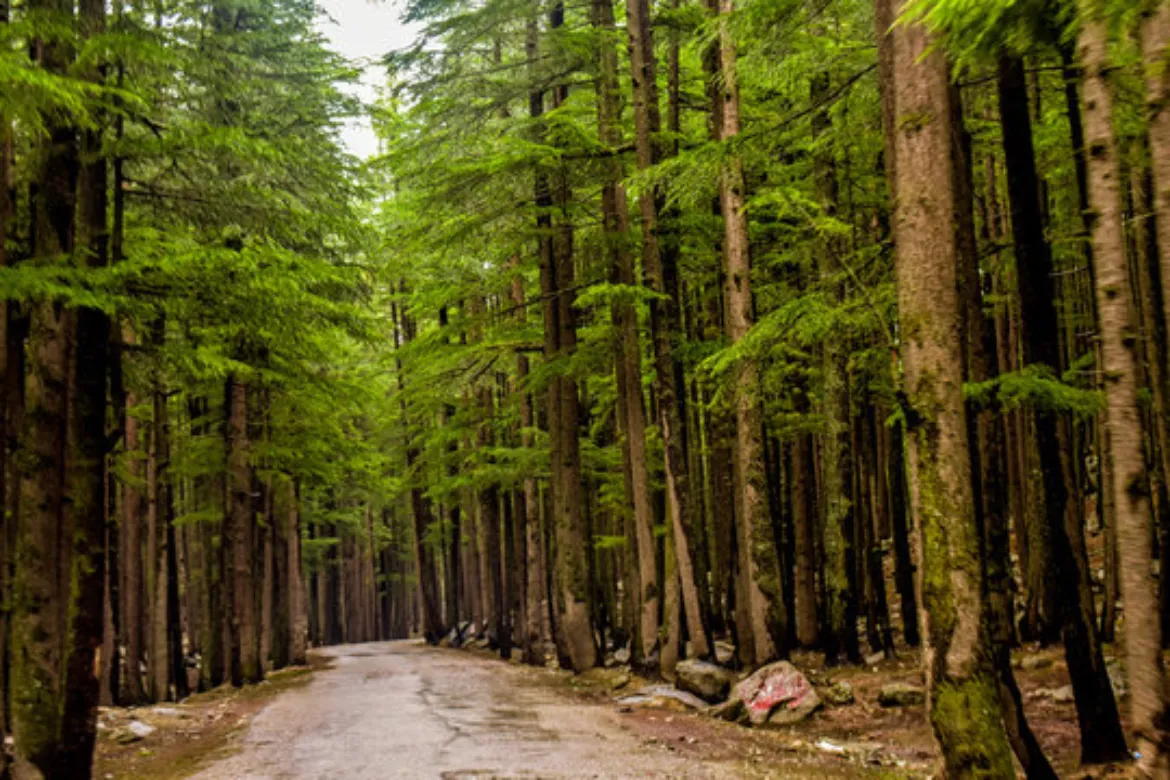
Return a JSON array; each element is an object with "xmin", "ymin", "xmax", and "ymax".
[
  {"xmin": 811, "ymin": 65, "xmax": 859, "ymax": 666},
  {"xmin": 712, "ymin": 0, "xmax": 781, "ymax": 667},
  {"xmin": 1081, "ymin": 7, "xmax": 1168, "ymax": 768},
  {"xmin": 887, "ymin": 11, "xmax": 1015, "ymax": 774},
  {"xmin": 594, "ymin": 0, "xmax": 658, "ymax": 666},
  {"xmin": 793, "ymin": 433, "xmax": 818, "ymax": 648},
  {"xmin": 226, "ymin": 374, "xmax": 260, "ymax": 684},
  {"xmin": 11, "ymin": 0, "xmax": 80, "ymax": 767}
]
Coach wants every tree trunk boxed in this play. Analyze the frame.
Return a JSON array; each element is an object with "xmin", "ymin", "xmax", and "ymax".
[
  {"xmin": 887, "ymin": 11, "xmax": 1015, "ymax": 774},
  {"xmin": 11, "ymin": 0, "xmax": 80, "ymax": 768},
  {"xmin": 999, "ymin": 49, "xmax": 1130, "ymax": 763},
  {"xmin": 793, "ymin": 433, "xmax": 818, "ymax": 647},
  {"xmin": 811, "ymin": 66, "xmax": 859, "ymax": 666},
  {"xmin": 596, "ymin": 0, "xmax": 659, "ymax": 666},
  {"xmin": 226, "ymin": 374, "xmax": 260, "ymax": 685},
  {"xmin": 712, "ymin": 0, "xmax": 781, "ymax": 666},
  {"xmin": 1081, "ymin": 7, "xmax": 1168, "ymax": 766},
  {"xmin": 537, "ymin": 1, "xmax": 595, "ymax": 673}
]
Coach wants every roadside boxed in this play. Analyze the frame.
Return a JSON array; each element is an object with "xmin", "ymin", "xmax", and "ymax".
[{"xmin": 93, "ymin": 658, "xmax": 329, "ymax": 780}]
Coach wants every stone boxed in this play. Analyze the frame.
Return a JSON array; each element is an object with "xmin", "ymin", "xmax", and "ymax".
[
  {"xmin": 714, "ymin": 641, "xmax": 735, "ymax": 666},
  {"xmin": 1019, "ymin": 655, "xmax": 1053, "ymax": 671},
  {"xmin": 816, "ymin": 738, "xmax": 847, "ymax": 755},
  {"xmin": 675, "ymin": 660, "xmax": 736, "ymax": 703},
  {"xmin": 864, "ymin": 651, "xmax": 885, "ymax": 667},
  {"xmin": 112, "ymin": 720, "xmax": 156, "ymax": 745},
  {"xmin": 617, "ymin": 685, "xmax": 708, "ymax": 712},
  {"xmin": 1107, "ymin": 659, "xmax": 1128, "ymax": 699},
  {"xmin": 715, "ymin": 661, "xmax": 821, "ymax": 727},
  {"xmin": 823, "ymin": 681, "xmax": 854, "ymax": 706},
  {"xmin": 613, "ymin": 646, "xmax": 631, "ymax": 665},
  {"xmin": 149, "ymin": 707, "xmax": 184, "ymax": 719},
  {"xmin": 1051, "ymin": 685, "xmax": 1074, "ymax": 704},
  {"xmin": 877, "ymin": 682, "xmax": 924, "ymax": 708},
  {"xmin": 129, "ymin": 720, "xmax": 156, "ymax": 738}
]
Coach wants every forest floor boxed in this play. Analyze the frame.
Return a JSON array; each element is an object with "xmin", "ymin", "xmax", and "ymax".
[{"xmin": 93, "ymin": 639, "xmax": 1143, "ymax": 779}]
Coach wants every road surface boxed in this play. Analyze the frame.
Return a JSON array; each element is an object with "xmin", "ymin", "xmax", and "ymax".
[{"xmin": 191, "ymin": 641, "xmax": 730, "ymax": 779}]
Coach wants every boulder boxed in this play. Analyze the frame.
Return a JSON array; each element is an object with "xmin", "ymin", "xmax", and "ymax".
[
  {"xmin": 823, "ymin": 681, "xmax": 855, "ymax": 706},
  {"xmin": 714, "ymin": 641, "xmax": 736, "ymax": 666},
  {"xmin": 617, "ymin": 685, "xmax": 707, "ymax": 712},
  {"xmin": 675, "ymin": 660, "xmax": 736, "ymax": 703},
  {"xmin": 877, "ymin": 682, "xmax": 924, "ymax": 708},
  {"xmin": 714, "ymin": 661, "xmax": 821, "ymax": 727},
  {"xmin": 613, "ymin": 646, "xmax": 631, "ymax": 665},
  {"xmin": 1051, "ymin": 685, "xmax": 1074, "ymax": 704}
]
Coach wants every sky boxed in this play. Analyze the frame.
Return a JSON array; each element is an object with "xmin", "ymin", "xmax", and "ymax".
[{"xmin": 315, "ymin": 0, "xmax": 422, "ymax": 160}]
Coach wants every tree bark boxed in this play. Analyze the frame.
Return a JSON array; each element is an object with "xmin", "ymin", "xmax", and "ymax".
[
  {"xmin": 888, "ymin": 10, "xmax": 1015, "ymax": 774},
  {"xmin": 811, "ymin": 66, "xmax": 860, "ymax": 666},
  {"xmin": 226, "ymin": 373, "xmax": 260, "ymax": 684},
  {"xmin": 999, "ymin": 48, "xmax": 1130, "ymax": 763},
  {"xmin": 1081, "ymin": 6, "xmax": 1168, "ymax": 767},
  {"xmin": 712, "ymin": 0, "xmax": 781, "ymax": 667},
  {"xmin": 595, "ymin": 0, "xmax": 659, "ymax": 666}
]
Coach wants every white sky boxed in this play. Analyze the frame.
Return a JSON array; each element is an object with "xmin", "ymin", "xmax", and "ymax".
[{"xmin": 316, "ymin": 0, "xmax": 422, "ymax": 159}]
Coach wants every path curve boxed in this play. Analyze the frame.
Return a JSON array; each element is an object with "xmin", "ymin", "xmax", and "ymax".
[{"xmin": 190, "ymin": 641, "xmax": 727, "ymax": 779}]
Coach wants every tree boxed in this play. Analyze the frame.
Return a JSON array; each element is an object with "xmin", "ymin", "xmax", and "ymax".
[{"xmin": 887, "ymin": 8, "xmax": 1015, "ymax": 774}]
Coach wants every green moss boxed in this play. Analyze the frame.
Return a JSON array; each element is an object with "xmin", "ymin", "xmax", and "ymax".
[{"xmin": 930, "ymin": 676, "xmax": 1015, "ymax": 778}]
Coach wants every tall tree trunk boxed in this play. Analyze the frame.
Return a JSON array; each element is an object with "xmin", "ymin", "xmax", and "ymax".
[
  {"xmin": 954, "ymin": 70, "xmax": 1055, "ymax": 779},
  {"xmin": 712, "ymin": 0, "xmax": 781, "ymax": 666},
  {"xmin": 226, "ymin": 374, "xmax": 260, "ymax": 685},
  {"xmin": 628, "ymin": 0, "xmax": 710, "ymax": 666},
  {"xmin": 793, "ymin": 433, "xmax": 818, "ymax": 647},
  {"xmin": 999, "ymin": 50, "xmax": 1130, "ymax": 763},
  {"xmin": 1081, "ymin": 7, "xmax": 1168, "ymax": 767},
  {"xmin": 60, "ymin": 0, "xmax": 111, "ymax": 760},
  {"xmin": 595, "ymin": 0, "xmax": 658, "ymax": 666},
  {"xmin": 11, "ymin": 0, "xmax": 81, "ymax": 769},
  {"xmin": 288, "ymin": 482, "xmax": 307, "ymax": 665},
  {"xmin": 887, "ymin": 11, "xmax": 1015, "ymax": 774},
  {"xmin": 148, "ymin": 365, "xmax": 170, "ymax": 701},
  {"xmin": 537, "ymin": 1, "xmax": 595, "ymax": 673},
  {"xmin": 1144, "ymin": 1, "xmax": 1170, "ymax": 358},
  {"xmin": 122, "ymin": 381, "xmax": 146, "ymax": 702},
  {"xmin": 811, "ymin": 66, "xmax": 860, "ymax": 666},
  {"xmin": 0, "ymin": 0, "xmax": 10, "ymax": 747}
]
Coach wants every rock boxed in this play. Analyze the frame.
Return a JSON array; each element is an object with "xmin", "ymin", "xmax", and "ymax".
[
  {"xmin": 714, "ymin": 641, "xmax": 735, "ymax": 666},
  {"xmin": 1019, "ymin": 655, "xmax": 1053, "ymax": 671},
  {"xmin": 1051, "ymin": 685, "xmax": 1074, "ymax": 704},
  {"xmin": 112, "ymin": 720, "xmax": 156, "ymax": 745},
  {"xmin": 150, "ymin": 707, "xmax": 184, "ymax": 718},
  {"xmin": 613, "ymin": 646, "xmax": 631, "ymax": 665},
  {"xmin": 129, "ymin": 720, "xmax": 156, "ymax": 738},
  {"xmin": 864, "ymin": 651, "xmax": 885, "ymax": 667},
  {"xmin": 716, "ymin": 661, "xmax": 821, "ymax": 727},
  {"xmin": 823, "ymin": 681, "xmax": 855, "ymax": 706},
  {"xmin": 816, "ymin": 738, "xmax": 847, "ymax": 755},
  {"xmin": 877, "ymin": 682, "xmax": 924, "ymax": 708},
  {"xmin": 617, "ymin": 685, "xmax": 708, "ymax": 712},
  {"xmin": 675, "ymin": 660, "xmax": 736, "ymax": 703},
  {"xmin": 1107, "ymin": 659, "xmax": 1128, "ymax": 699}
]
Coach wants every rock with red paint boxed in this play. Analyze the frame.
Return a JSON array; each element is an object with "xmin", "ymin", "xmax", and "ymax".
[{"xmin": 711, "ymin": 661, "xmax": 821, "ymax": 727}]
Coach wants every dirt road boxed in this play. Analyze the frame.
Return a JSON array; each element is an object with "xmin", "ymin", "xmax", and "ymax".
[{"xmin": 190, "ymin": 641, "xmax": 731, "ymax": 779}]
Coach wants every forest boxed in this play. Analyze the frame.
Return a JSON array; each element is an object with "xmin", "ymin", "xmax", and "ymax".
[{"xmin": 2, "ymin": 0, "xmax": 1170, "ymax": 776}]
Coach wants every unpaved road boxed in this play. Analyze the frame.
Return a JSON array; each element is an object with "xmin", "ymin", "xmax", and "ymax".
[{"xmin": 191, "ymin": 641, "xmax": 731, "ymax": 779}]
